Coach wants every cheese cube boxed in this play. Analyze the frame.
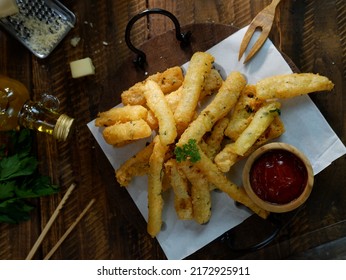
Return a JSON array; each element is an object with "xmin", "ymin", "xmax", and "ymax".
[
  {"xmin": 69, "ymin": 57, "xmax": 95, "ymax": 78},
  {"xmin": 0, "ymin": 0, "xmax": 19, "ymax": 18}
]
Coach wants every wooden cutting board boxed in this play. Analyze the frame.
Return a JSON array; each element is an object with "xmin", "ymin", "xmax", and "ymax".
[
  {"xmin": 96, "ymin": 23, "xmax": 299, "ymax": 255},
  {"xmin": 99, "ymin": 23, "xmax": 237, "ymax": 109},
  {"xmin": 99, "ymin": 23, "xmax": 297, "ymax": 110}
]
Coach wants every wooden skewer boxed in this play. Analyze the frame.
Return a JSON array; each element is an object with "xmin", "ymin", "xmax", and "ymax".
[
  {"xmin": 43, "ymin": 198, "xmax": 96, "ymax": 260},
  {"xmin": 26, "ymin": 183, "xmax": 76, "ymax": 260}
]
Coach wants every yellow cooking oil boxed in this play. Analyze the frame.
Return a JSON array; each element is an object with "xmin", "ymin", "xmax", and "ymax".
[{"xmin": 0, "ymin": 75, "xmax": 74, "ymax": 141}]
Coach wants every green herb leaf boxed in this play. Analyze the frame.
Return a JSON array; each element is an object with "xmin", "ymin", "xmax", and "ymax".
[
  {"xmin": 174, "ymin": 139, "xmax": 201, "ymax": 163},
  {"xmin": 0, "ymin": 199, "xmax": 34, "ymax": 223},
  {"xmin": 0, "ymin": 181, "xmax": 16, "ymax": 200},
  {"xmin": 0, "ymin": 129, "xmax": 60, "ymax": 224},
  {"xmin": 15, "ymin": 176, "xmax": 59, "ymax": 198},
  {"xmin": 269, "ymin": 108, "xmax": 281, "ymax": 115},
  {"xmin": 0, "ymin": 154, "xmax": 37, "ymax": 181}
]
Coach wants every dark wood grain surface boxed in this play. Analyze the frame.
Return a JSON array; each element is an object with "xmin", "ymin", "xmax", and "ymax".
[{"xmin": 0, "ymin": 0, "xmax": 345, "ymax": 260}]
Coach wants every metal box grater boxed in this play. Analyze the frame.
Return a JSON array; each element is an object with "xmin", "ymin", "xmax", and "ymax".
[{"xmin": 0, "ymin": 0, "xmax": 76, "ymax": 58}]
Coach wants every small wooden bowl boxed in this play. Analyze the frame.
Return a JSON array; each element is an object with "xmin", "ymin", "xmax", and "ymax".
[{"xmin": 242, "ymin": 142, "xmax": 314, "ymax": 213}]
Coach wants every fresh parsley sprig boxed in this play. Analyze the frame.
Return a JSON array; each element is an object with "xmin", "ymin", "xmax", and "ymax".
[
  {"xmin": 0, "ymin": 129, "xmax": 59, "ymax": 223},
  {"xmin": 174, "ymin": 139, "xmax": 201, "ymax": 163}
]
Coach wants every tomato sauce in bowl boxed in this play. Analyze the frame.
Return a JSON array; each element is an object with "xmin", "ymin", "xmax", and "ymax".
[
  {"xmin": 250, "ymin": 149, "xmax": 308, "ymax": 204},
  {"xmin": 243, "ymin": 143, "xmax": 314, "ymax": 213}
]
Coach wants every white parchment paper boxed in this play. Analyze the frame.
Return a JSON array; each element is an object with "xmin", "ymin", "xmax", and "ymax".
[{"xmin": 87, "ymin": 27, "xmax": 346, "ymax": 260}]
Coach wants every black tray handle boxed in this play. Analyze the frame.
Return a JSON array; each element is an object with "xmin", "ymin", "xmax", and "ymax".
[
  {"xmin": 220, "ymin": 204, "xmax": 303, "ymax": 253},
  {"xmin": 221, "ymin": 212, "xmax": 282, "ymax": 252},
  {"xmin": 125, "ymin": 8, "xmax": 191, "ymax": 68}
]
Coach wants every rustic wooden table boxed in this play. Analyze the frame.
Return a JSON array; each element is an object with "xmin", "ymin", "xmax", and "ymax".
[{"xmin": 1, "ymin": 0, "xmax": 345, "ymax": 260}]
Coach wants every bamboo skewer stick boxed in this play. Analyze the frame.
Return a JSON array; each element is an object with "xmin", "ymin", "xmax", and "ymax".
[
  {"xmin": 26, "ymin": 183, "xmax": 76, "ymax": 260},
  {"xmin": 43, "ymin": 198, "xmax": 96, "ymax": 260}
]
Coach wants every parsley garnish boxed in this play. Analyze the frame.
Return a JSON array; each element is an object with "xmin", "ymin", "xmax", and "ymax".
[
  {"xmin": 174, "ymin": 139, "xmax": 201, "ymax": 163},
  {"xmin": 0, "ymin": 129, "xmax": 59, "ymax": 223}
]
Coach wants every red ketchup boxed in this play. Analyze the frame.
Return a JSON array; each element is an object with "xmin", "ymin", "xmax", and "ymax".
[{"xmin": 249, "ymin": 149, "xmax": 308, "ymax": 204}]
